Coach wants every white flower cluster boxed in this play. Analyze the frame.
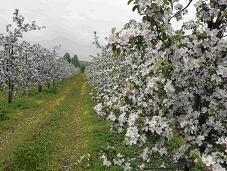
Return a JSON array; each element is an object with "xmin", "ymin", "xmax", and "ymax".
[
  {"xmin": 143, "ymin": 116, "xmax": 173, "ymax": 139},
  {"xmin": 101, "ymin": 152, "xmax": 134, "ymax": 171},
  {"xmin": 100, "ymin": 154, "xmax": 112, "ymax": 167},
  {"xmin": 86, "ymin": 0, "xmax": 227, "ymax": 170},
  {"xmin": 77, "ymin": 154, "xmax": 92, "ymax": 169}
]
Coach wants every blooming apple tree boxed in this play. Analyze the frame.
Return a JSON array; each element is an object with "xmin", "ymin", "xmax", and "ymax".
[{"xmin": 86, "ymin": 0, "xmax": 227, "ymax": 170}]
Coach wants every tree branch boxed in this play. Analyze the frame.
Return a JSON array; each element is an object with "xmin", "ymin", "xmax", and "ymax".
[{"xmin": 170, "ymin": 0, "xmax": 193, "ymax": 20}]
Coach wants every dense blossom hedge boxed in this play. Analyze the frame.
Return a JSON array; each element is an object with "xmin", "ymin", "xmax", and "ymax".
[
  {"xmin": 86, "ymin": 0, "xmax": 227, "ymax": 170},
  {"xmin": 0, "ymin": 9, "xmax": 79, "ymax": 102}
]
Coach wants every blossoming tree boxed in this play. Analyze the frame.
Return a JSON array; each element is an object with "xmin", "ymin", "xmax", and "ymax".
[
  {"xmin": 0, "ymin": 9, "xmax": 80, "ymax": 103},
  {"xmin": 86, "ymin": 0, "xmax": 227, "ymax": 170}
]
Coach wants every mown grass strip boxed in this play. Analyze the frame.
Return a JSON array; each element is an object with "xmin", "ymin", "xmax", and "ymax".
[
  {"xmin": 0, "ymin": 78, "xmax": 75, "ymax": 169},
  {"xmin": 0, "ymin": 75, "xmax": 85, "ymax": 170}
]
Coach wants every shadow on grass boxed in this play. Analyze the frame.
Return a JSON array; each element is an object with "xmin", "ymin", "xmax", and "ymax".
[{"xmin": 29, "ymin": 84, "xmax": 63, "ymax": 100}]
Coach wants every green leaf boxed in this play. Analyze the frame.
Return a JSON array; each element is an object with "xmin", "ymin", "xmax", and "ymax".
[
  {"xmin": 128, "ymin": 0, "xmax": 134, "ymax": 5},
  {"xmin": 168, "ymin": 0, "xmax": 173, "ymax": 9},
  {"xmin": 132, "ymin": 5, "xmax": 139, "ymax": 12},
  {"xmin": 111, "ymin": 27, "xmax": 116, "ymax": 34}
]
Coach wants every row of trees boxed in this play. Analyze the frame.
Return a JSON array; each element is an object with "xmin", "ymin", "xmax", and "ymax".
[
  {"xmin": 0, "ymin": 9, "xmax": 79, "ymax": 103},
  {"xmin": 86, "ymin": 0, "xmax": 226, "ymax": 170}
]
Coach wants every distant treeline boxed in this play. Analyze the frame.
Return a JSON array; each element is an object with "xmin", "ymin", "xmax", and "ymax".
[{"xmin": 63, "ymin": 53, "xmax": 85, "ymax": 72}]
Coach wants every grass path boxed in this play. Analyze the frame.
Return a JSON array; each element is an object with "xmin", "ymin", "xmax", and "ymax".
[{"xmin": 0, "ymin": 74, "xmax": 113, "ymax": 170}]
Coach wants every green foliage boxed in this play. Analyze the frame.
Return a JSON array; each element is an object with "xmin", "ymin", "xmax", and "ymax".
[
  {"xmin": 154, "ymin": 59, "xmax": 174, "ymax": 78},
  {"xmin": 167, "ymin": 136, "xmax": 186, "ymax": 150},
  {"xmin": 71, "ymin": 54, "xmax": 81, "ymax": 68},
  {"xmin": 190, "ymin": 149, "xmax": 201, "ymax": 160},
  {"xmin": 192, "ymin": 163, "xmax": 207, "ymax": 171},
  {"xmin": 196, "ymin": 31, "xmax": 208, "ymax": 40},
  {"xmin": 71, "ymin": 54, "xmax": 86, "ymax": 72}
]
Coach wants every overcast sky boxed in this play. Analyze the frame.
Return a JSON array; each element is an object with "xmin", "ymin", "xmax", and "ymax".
[
  {"xmin": 0, "ymin": 0, "xmax": 196, "ymax": 61},
  {"xmin": 0, "ymin": 0, "xmax": 142, "ymax": 61}
]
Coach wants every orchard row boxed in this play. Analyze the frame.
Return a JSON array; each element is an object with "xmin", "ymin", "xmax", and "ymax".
[
  {"xmin": 0, "ymin": 9, "xmax": 79, "ymax": 103},
  {"xmin": 86, "ymin": 0, "xmax": 227, "ymax": 170}
]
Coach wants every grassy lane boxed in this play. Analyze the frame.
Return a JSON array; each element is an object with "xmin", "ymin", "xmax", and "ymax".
[
  {"xmin": 0, "ymin": 77, "xmax": 77, "ymax": 170},
  {"xmin": 0, "ymin": 74, "xmax": 126, "ymax": 170}
]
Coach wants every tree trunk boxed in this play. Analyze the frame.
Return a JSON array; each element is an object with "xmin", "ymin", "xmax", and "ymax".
[
  {"xmin": 8, "ymin": 79, "xmax": 13, "ymax": 104},
  {"xmin": 38, "ymin": 85, "xmax": 42, "ymax": 93},
  {"xmin": 6, "ymin": 44, "xmax": 14, "ymax": 104},
  {"xmin": 184, "ymin": 165, "xmax": 190, "ymax": 171},
  {"xmin": 194, "ymin": 94, "xmax": 201, "ymax": 110},
  {"xmin": 47, "ymin": 83, "xmax": 50, "ymax": 89}
]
